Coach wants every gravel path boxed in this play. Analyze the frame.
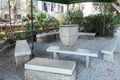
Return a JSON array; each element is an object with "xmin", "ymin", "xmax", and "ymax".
[
  {"xmin": 0, "ymin": 48, "xmax": 24, "ymax": 80},
  {"xmin": 0, "ymin": 29, "xmax": 120, "ymax": 80}
]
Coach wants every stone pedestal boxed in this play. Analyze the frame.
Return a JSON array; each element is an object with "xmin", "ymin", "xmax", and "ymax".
[
  {"xmin": 25, "ymin": 69, "xmax": 76, "ymax": 80},
  {"xmin": 16, "ymin": 55, "xmax": 30, "ymax": 66},
  {"xmin": 103, "ymin": 54, "xmax": 114, "ymax": 62},
  {"xmin": 25, "ymin": 58, "xmax": 76, "ymax": 80},
  {"xmin": 60, "ymin": 24, "xmax": 78, "ymax": 47}
]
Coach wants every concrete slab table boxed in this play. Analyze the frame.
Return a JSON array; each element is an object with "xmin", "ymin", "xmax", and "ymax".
[
  {"xmin": 101, "ymin": 39, "xmax": 119, "ymax": 62},
  {"xmin": 47, "ymin": 46, "xmax": 98, "ymax": 68}
]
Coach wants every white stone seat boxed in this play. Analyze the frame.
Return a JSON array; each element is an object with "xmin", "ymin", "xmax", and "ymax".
[
  {"xmin": 47, "ymin": 46, "xmax": 98, "ymax": 68},
  {"xmin": 78, "ymin": 32, "xmax": 96, "ymax": 36},
  {"xmin": 36, "ymin": 32, "xmax": 59, "ymax": 42},
  {"xmin": 15, "ymin": 40, "xmax": 31, "ymax": 66},
  {"xmin": 25, "ymin": 58, "xmax": 76, "ymax": 80},
  {"xmin": 101, "ymin": 39, "xmax": 119, "ymax": 62},
  {"xmin": 15, "ymin": 40, "xmax": 31, "ymax": 57},
  {"xmin": 101, "ymin": 40, "xmax": 118, "ymax": 54},
  {"xmin": 36, "ymin": 32, "xmax": 59, "ymax": 38},
  {"xmin": 78, "ymin": 32, "xmax": 96, "ymax": 39}
]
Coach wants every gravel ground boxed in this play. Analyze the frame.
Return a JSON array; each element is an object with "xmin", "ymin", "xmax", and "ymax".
[{"xmin": 0, "ymin": 29, "xmax": 120, "ymax": 80}]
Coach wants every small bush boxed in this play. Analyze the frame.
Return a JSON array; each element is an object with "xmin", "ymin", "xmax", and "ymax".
[
  {"xmin": 67, "ymin": 8, "xmax": 83, "ymax": 27},
  {"xmin": 55, "ymin": 13, "xmax": 66, "ymax": 25},
  {"xmin": 55, "ymin": 8, "xmax": 83, "ymax": 31}
]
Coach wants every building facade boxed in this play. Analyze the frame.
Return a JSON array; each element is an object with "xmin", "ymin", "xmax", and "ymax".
[
  {"xmin": 0, "ymin": 0, "xmax": 101, "ymax": 20},
  {"xmin": 0, "ymin": 0, "xmax": 33, "ymax": 20}
]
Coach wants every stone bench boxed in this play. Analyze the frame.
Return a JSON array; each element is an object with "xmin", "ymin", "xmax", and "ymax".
[
  {"xmin": 36, "ymin": 32, "xmax": 59, "ymax": 42},
  {"xmin": 14, "ymin": 40, "xmax": 31, "ymax": 66},
  {"xmin": 47, "ymin": 46, "xmax": 98, "ymax": 68},
  {"xmin": 101, "ymin": 39, "xmax": 119, "ymax": 62},
  {"xmin": 78, "ymin": 32, "xmax": 96, "ymax": 39},
  {"xmin": 25, "ymin": 58, "xmax": 76, "ymax": 80}
]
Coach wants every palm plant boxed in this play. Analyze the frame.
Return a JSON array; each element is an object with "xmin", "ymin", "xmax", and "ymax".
[
  {"xmin": 34, "ymin": 13, "xmax": 59, "ymax": 33},
  {"xmin": 22, "ymin": 14, "xmax": 33, "ymax": 40},
  {"xmin": 34, "ymin": 12, "xmax": 47, "ymax": 32}
]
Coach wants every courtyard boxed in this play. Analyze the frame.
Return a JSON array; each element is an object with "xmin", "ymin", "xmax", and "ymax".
[{"xmin": 0, "ymin": 28, "xmax": 120, "ymax": 80}]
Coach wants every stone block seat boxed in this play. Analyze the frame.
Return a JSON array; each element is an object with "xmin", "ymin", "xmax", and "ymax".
[
  {"xmin": 14, "ymin": 40, "xmax": 31, "ymax": 66},
  {"xmin": 78, "ymin": 32, "xmax": 96, "ymax": 39},
  {"xmin": 101, "ymin": 39, "xmax": 119, "ymax": 62},
  {"xmin": 25, "ymin": 58, "xmax": 76, "ymax": 80},
  {"xmin": 36, "ymin": 32, "xmax": 59, "ymax": 42}
]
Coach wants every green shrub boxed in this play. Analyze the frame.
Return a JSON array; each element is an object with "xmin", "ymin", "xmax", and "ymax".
[
  {"xmin": 22, "ymin": 12, "xmax": 59, "ymax": 41},
  {"xmin": 0, "ymin": 34, "xmax": 5, "ymax": 40},
  {"xmin": 24, "ymin": 22, "xmax": 32, "ymax": 41},
  {"xmin": 15, "ymin": 33, "xmax": 25, "ymax": 40},
  {"xmin": 82, "ymin": 13, "xmax": 120, "ymax": 37}
]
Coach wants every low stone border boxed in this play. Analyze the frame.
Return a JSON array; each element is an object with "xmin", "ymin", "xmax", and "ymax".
[{"xmin": 0, "ymin": 43, "xmax": 15, "ymax": 54}]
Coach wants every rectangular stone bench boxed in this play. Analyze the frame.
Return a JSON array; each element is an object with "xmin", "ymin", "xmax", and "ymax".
[
  {"xmin": 47, "ymin": 46, "xmax": 98, "ymax": 68},
  {"xmin": 25, "ymin": 58, "xmax": 76, "ymax": 80},
  {"xmin": 78, "ymin": 32, "xmax": 96, "ymax": 39},
  {"xmin": 36, "ymin": 32, "xmax": 59, "ymax": 42},
  {"xmin": 101, "ymin": 39, "xmax": 119, "ymax": 62},
  {"xmin": 14, "ymin": 40, "xmax": 31, "ymax": 66}
]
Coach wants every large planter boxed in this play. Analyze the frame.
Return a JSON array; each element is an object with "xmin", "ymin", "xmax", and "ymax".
[{"xmin": 60, "ymin": 24, "xmax": 78, "ymax": 47}]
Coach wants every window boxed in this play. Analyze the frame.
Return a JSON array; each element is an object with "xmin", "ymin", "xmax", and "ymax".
[
  {"xmin": 42, "ymin": 2, "xmax": 47, "ymax": 12},
  {"xmin": 51, "ymin": 3, "xmax": 56, "ymax": 11},
  {"xmin": 4, "ymin": 1, "xmax": 9, "ymax": 8},
  {"xmin": 51, "ymin": 3, "xmax": 54, "ymax": 11},
  {"xmin": 60, "ymin": 6, "xmax": 64, "ymax": 13},
  {"xmin": 4, "ymin": 14, "xmax": 9, "ymax": 19},
  {"xmin": 16, "ymin": 15, "xmax": 21, "ymax": 19}
]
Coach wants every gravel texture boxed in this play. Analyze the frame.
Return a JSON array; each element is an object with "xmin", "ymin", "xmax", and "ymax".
[{"xmin": 0, "ymin": 29, "xmax": 120, "ymax": 80}]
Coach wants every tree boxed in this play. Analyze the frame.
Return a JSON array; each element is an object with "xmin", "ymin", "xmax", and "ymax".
[
  {"xmin": 10, "ymin": 0, "xmax": 20, "ymax": 21},
  {"xmin": 93, "ymin": 3, "xmax": 115, "ymax": 13},
  {"xmin": 27, "ymin": 4, "xmax": 37, "ymax": 14}
]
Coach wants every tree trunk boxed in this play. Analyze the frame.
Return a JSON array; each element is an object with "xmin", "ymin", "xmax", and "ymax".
[{"xmin": 13, "ymin": 6, "xmax": 17, "ymax": 21}]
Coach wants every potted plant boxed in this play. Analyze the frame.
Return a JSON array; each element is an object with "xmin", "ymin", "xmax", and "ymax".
[
  {"xmin": 56, "ymin": 9, "xmax": 83, "ymax": 47},
  {"xmin": 59, "ymin": 24, "xmax": 78, "ymax": 47}
]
